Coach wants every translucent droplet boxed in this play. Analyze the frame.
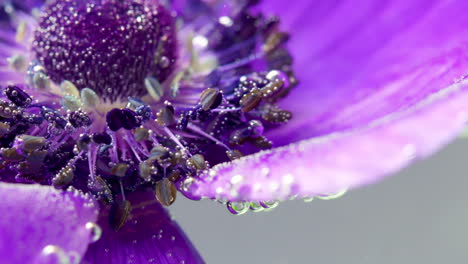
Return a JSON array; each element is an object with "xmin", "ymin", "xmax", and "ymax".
[
  {"xmin": 316, "ymin": 189, "xmax": 347, "ymax": 200},
  {"xmin": 85, "ymin": 222, "xmax": 102, "ymax": 242},
  {"xmin": 303, "ymin": 197, "xmax": 314, "ymax": 203},
  {"xmin": 226, "ymin": 201, "xmax": 249, "ymax": 215},
  {"xmin": 41, "ymin": 245, "xmax": 71, "ymax": 264},
  {"xmin": 33, "ymin": 72, "xmax": 51, "ymax": 90},
  {"xmin": 260, "ymin": 200, "xmax": 279, "ymax": 209},
  {"xmin": 180, "ymin": 177, "xmax": 195, "ymax": 193},
  {"xmin": 249, "ymin": 202, "xmax": 264, "ymax": 212},
  {"xmin": 219, "ymin": 16, "xmax": 233, "ymax": 27}
]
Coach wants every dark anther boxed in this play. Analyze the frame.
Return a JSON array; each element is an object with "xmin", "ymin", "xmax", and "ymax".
[
  {"xmin": 200, "ymin": 88, "xmax": 223, "ymax": 111},
  {"xmin": 249, "ymin": 136, "xmax": 272, "ymax": 149},
  {"xmin": 176, "ymin": 113, "xmax": 190, "ymax": 130},
  {"xmin": 0, "ymin": 100, "xmax": 22, "ymax": 119},
  {"xmin": 262, "ymin": 106, "xmax": 292, "ymax": 124},
  {"xmin": 0, "ymin": 122, "xmax": 10, "ymax": 137},
  {"xmin": 88, "ymin": 176, "xmax": 114, "ymax": 203},
  {"xmin": 1, "ymin": 148, "xmax": 24, "ymax": 162},
  {"xmin": 41, "ymin": 107, "xmax": 67, "ymax": 129},
  {"xmin": 18, "ymin": 135, "xmax": 46, "ymax": 152},
  {"xmin": 168, "ymin": 169, "xmax": 181, "ymax": 182},
  {"xmin": 120, "ymin": 109, "xmax": 141, "ymax": 130},
  {"xmin": 106, "ymin": 109, "xmax": 123, "ymax": 131},
  {"xmin": 68, "ymin": 111, "xmax": 92, "ymax": 128},
  {"xmin": 155, "ymin": 178, "xmax": 177, "ymax": 206},
  {"xmin": 263, "ymin": 31, "xmax": 290, "ymax": 54},
  {"xmin": 187, "ymin": 154, "xmax": 207, "ymax": 170},
  {"xmin": 229, "ymin": 128, "xmax": 253, "ymax": 146},
  {"xmin": 240, "ymin": 89, "xmax": 262, "ymax": 112},
  {"xmin": 25, "ymin": 115, "xmax": 44, "ymax": 125},
  {"xmin": 109, "ymin": 199, "xmax": 132, "ymax": 231},
  {"xmin": 136, "ymin": 105, "xmax": 152, "ymax": 121},
  {"xmin": 92, "ymin": 132, "xmax": 112, "ymax": 145},
  {"xmin": 76, "ymin": 135, "xmax": 91, "ymax": 152},
  {"xmin": 25, "ymin": 150, "xmax": 47, "ymax": 169},
  {"xmin": 247, "ymin": 120, "xmax": 264, "ymax": 137},
  {"xmin": 110, "ymin": 163, "xmax": 130, "ymax": 177},
  {"xmin": 5, "ymin": 85, "xmax": 32, "ymax": 107},
  {"xmin": 156, "ymin": 104, "xmax": 175, "ymax": 126},
  {"xmin": 226, "ymin": 149, "xmax": 244, "ymax": 161},
  {"xmin": 52, "ymin": 165, "xmax": 74, "ymax": 187},
  {"xmin": 149, "ymin": 145, "xmax": 172, "ymax": 167}
]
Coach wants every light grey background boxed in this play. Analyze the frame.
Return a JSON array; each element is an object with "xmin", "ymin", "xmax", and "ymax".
[{"xmin": 171, "ymin": 139, "xmax": 468, "ymax": 264}]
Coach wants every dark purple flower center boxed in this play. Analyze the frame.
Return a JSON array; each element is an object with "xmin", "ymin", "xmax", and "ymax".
[
  {"xmin": 0, "ymin": 0, "xmax": 298, "ymax": 221},
  {"xmin": 33, "ymin": 0, "xmax": 177, "ymax": 102}
]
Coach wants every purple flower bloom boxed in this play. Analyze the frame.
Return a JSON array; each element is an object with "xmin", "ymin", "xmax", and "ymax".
[{"xmin": 0, "ymin": 0, "xmax": 467, "ymax": 263}]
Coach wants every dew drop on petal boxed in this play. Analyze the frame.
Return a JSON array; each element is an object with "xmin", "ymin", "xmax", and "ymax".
[
  {"xmin": 226, "ymin": 201, "xmax": 249, "ymax": 215},
  {"xmin": 41, "ymin": 245, "xmax": 72, "ymax": 264},
  {"xmin": 85, "ymin": 222, "xmax": 102, "ymax": 243}
]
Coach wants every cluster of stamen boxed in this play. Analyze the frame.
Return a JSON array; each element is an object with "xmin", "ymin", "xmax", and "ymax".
[{"xmin": 0, "ymin": 0, "xmax": 297, "ymax": 226}]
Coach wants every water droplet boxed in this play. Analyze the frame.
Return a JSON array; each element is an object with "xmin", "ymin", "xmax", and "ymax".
[
  {"xmin": 85, "ymin": 222, "xmax": 102, "ymax": 242},
  {"xmin": 260, "ymin": 200, "xmax": 279, "ymax": 209},
  {"xmin": 230, "ymin": 175, "xmax": 244, "ymax": 185},
  {"xmin": 132, "ymin": 240, "xmax": 137, "ymax": 244},
  {"xmin": 303, "ymin": 197, "xmax": 314, "ymax": 203},
  {"xmin": 171, "ymin": 236, "xmax": 176, "ymax": 241},
  {"xmin": 226, "ymin": 201, "xmax": 249, "ymax": 215},
  {"xmin": 33, "ymin": 72, "xmax": 51, "ymax": 90},
  {"xmin": 249, "ymin": 202, "xmax": 264, "ymax": 212},
  {"xmin": 316, "ymin": 190, "xmax": 347, "ymax": 200},
  {"xmin": 41, "ymin": 245, "xmax": 71, "ymax": 264},
  {"xmin": 219, "ymin": 16, "xmax": 233, "ymax": 27}
]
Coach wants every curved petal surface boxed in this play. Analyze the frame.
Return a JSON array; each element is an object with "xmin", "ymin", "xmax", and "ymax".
[
  {"xmin": 186, "ymin": 78, "xmax": 468, "ymax": 201},
  {"xmin": 0, "ymin": 183, "xmax": 99, "ymax": 264},
  {"xmin": 83, "ymin": 191, "xmax": 204, "ymax": 264},
  {"xmin": 261, "ymin": 0, "xmax": 468, "ymax": 143},
  {"xmin": 183, "ymin": 0, "xmax": 468, "ymax": 201}
]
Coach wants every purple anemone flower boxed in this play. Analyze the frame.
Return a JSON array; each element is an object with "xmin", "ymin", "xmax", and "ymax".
[{"xmin": 0, "ymin": 0, "xmax": 468, "ymax": 263}]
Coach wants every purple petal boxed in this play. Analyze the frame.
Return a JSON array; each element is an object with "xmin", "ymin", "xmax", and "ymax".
[
  {"xmin": 182, "ymin": 0, "xmax": 468, "ymax": 201},
  {"xmin": 83, "ymin": 191, "xmax": 204, "ymax": 264},
  {"xmin": 258, "ymin": 0, "xmax": 468, "ymax": 143},
  {"xmin": 187, "ymin": 79, "xmax": 468, "ymax": 201},
  {"xmin": 0, "ymin": 183, "xmax": 99, "ymax": 264}
]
